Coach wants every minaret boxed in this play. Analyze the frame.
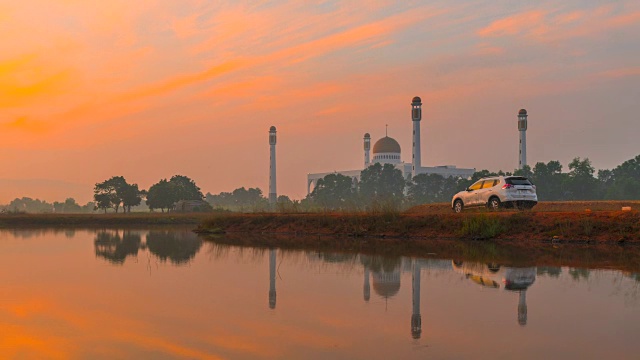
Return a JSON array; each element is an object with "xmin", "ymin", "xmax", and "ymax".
[
  {"xmin": 269, "ymin": 249, "xmax": 277, "ymax": 309},
  {"xmin": 269, "ymin": 126, "xmax": 277, "ymax": 205},
  {"xmin": 518, "ymin": 109, "xmax": 528, "ymax": 169},
  {"xmin": 364, "ymin": 133, "xmax": 371, "ymax": 167},
  {"xmin": 517, "ymin": 290, "xmax": 527, "ymax": 326},
  {"xmin": 363, "ymin": 265, "xmax": 370, "ymax": 302},
  {"xmin": 411, "ymin": 96, "xmax": 422, "ymax": 178},
  {"xmin": 411, "ymin": 259, "xmax": 422, "ymax": 339}
]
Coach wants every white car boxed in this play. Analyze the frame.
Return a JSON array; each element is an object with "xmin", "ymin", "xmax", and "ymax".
[{"xmin": 451, "ymin": 176, "xmax": 537, "ymax": 213}]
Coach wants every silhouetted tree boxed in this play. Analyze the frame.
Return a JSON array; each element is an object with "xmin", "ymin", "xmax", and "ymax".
[
  {"xmin": 308, "ymin": 173, "xmax": 355, "ymax": 210},
  {"xmin": 359, "ymin": 163, "xmax": 406, "ymax": 209}
]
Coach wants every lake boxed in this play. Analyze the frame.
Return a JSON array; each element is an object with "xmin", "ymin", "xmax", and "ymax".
[{"xmin": 0, "ymin": 228, "xmax": 638, "ymax": 359}]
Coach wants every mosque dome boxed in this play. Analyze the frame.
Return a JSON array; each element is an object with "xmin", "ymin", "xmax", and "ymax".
[
  {"xmin": 372, "ymin": 271, "xmax": 401, "ymax": 298},
  {"xmin": 372, "ymin": 136, "xmax": 401, "ymax": 154},
  {"xmin": 518, "ymin": 109, "xmax": 527, "ymax": 115},
  {"xmin": 364, "ymin": 133, "xmax": 370, "ymax": 138},
  {"xmin": 270, "ymin": 126, "xmax": 276, "ymax": 131},
  {"xmin": 412, "ymin": 96, "xmax": 422, "ymax": 103}
]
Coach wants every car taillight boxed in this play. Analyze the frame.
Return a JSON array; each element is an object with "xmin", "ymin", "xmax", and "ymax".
[{"xmin": 502, "ymin": 184, "xmax": 514, "ymax": 189}]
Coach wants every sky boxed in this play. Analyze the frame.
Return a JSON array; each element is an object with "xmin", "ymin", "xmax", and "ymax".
[{"xmin": 0, "ymin": 0, "xmax": 639, "ymax": 203}]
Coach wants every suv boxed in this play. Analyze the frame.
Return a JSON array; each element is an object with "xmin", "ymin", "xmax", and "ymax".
[{"xmin": 451, "ymin": 176, "xmax": 537, "ymax": 213}]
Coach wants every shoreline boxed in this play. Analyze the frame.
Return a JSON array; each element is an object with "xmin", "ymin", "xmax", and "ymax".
[{"xmin": 195, "ymin": 210, "xmax": 640, "ymax": 243}]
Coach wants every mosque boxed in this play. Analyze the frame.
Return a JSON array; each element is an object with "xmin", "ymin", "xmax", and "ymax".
[{"xmin": 306, "ymin": 96, "xmax": 476, "ymax": 194}]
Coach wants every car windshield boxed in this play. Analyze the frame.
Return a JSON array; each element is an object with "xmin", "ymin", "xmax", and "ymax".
[{"xmin": 506, "ymin": 177, "xmax": 532, "ymax": 186}]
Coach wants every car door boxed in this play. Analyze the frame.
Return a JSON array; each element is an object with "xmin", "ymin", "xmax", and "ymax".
[
  {"xmin": 466, "ymin": 180, "xmax": 484, "ymax": 206},
  {"xmin": 478, "ymin": 179, "xmax": 498, "ymax": 205}
]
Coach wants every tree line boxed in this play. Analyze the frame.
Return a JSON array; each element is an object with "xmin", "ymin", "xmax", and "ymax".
[
  {"xmin": 304, "ymin": 154, "xmax": 640, "ymax": 211},
  {"xmin": 93, "ymin": 175, "xmax": 208, "ymax": 213},
  {"xmin": 4, "ymin": 154, "xmax": 639, "ymax": 214}
]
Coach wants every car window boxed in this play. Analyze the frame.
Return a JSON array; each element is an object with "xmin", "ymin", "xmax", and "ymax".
[
  {"xmin": 506, "ymin": 177, "xmax": 532, "ymax": 186},
  {"xmin": 482, "ymin": 180, "xmax": 496, "ymax": 189},
  {"xmin": 469, "ymin": 181, "xmax": 483, "ymax": 191}
]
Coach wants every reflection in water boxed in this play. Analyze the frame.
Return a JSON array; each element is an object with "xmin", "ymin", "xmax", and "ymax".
[
  {"xmin": 452, "ymin": 261, "xmax": 537, "ymax": 326},
  {"xmin": 411, "ymin": 259, "xmax": 422, "ymax": 339},
  {"xmin": 2, "ymin": 229, "xmax": 640, "ymax": 358},
  {"xmin": 361, "ymin": 255, "xmax": 402, "ymax": 300},
  {"xmin": 94, "ymin": 229, "xmax": 202, "ymax": 265},
  {"xmin": 146, "ymin": 230, "xmax": 202, "ymax": 265},
  {"xmin": 269, "ymin": 249, "xmax": 276, "ymax": 309},
  {"xmin": 94, "ymin": 230, "xmax": 142, "ymax": 264}
]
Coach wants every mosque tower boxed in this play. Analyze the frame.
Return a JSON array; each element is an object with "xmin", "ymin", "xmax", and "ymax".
[
  {"xmin": 411, "ymin": 97, "xmax": 422, "ymax": 178},
  {"xmin": 269, "ymin": 249, "xmax": 277, "ymax": 309},
  {"xmin": 364, "ymin": 133, "xmax": 371, "ymax": 167},
  {"xmin": 269, "ymin": 126, "xmax": 277, "ymax": 205},
  {"xmin": 411, "ymin": 259, "xmax": 422, "ymax": 339},
  {"xmin": 518, "ymin": 109, "xmax": 528, "ymax": 169}
]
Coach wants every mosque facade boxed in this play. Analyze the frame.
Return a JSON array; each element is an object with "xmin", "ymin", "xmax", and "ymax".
[{"xmin": 306, "ymin": 96, "xmax": 476, "ymax": 194}]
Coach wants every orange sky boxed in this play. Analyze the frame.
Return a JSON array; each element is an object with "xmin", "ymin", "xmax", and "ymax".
[{"xmin": 1, "ymin": 1, "xmax": 639, "ymax": 203}]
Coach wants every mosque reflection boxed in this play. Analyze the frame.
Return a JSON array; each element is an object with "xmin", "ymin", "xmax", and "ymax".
[
  {"xmin": 94, "ymin": 229, "xmax": 202, "ymax": 265},
  {"xmin": 269, "ymin": 250, "xmax": 549, "ymax": 339}
]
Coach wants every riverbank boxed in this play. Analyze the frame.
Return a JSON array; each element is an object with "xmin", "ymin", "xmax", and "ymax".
[{"xmin": 195, "ymin": 210, "xmax": 640, "ymax": 243}]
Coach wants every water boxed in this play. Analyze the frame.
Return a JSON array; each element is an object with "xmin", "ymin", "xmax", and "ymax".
[{"xmin": 0, "ymin": 228, "xmax": 639, "ymax": 359}]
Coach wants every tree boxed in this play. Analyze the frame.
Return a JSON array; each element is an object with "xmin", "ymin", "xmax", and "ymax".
[
  {"xmin": 121, "ymin": 183, "xmax": 143, "ymax": 213},
  {"xmin": 359, "ymin": 163, "xmax": 406, "ymax": 209},
  {"xmin": 146, "ymin": 179, "xmax": 174, "ymax": 212},
  {"xmin": 146, "ymin": 175, "xmax": 205, "ymax": 212},
  {"xmin": 409, "ymin": 174, "xmax": 444, "ymax": 204},
  {"xmin": 567, "ymin": 157, "xmax": 599, "ymax": 200},
  {"xmin": 169, "ymin": 175, "xmax": 204, "ymax": 201},
  {"xmin": 531, "ymin": 161, "xmax": 568, "ymax": 200},
  {"xmin": 94, "ymin": 176, "xmax": 130, "ymax": 213},
  {"xmin": 308, "ymin": 173, "xmax": 355, "ymax": 210},
  {"xmin": 94, "ymin": 194, "xmax": 112, "ymax": 213},
  {"xmin": 604, "ymin": 155, "xmax": 640, "ymax": 200}
]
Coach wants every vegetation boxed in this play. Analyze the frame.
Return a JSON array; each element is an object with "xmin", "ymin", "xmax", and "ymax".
[
  {"xmin": 145, "ymin": 175, "xmax": 204, "ymax": 212},
  {"xmin": 0, "ymin": 197, "xmax": 95, "ymax": 214},
  {"xmin": 94, "ymin": 176, "xmax": 144, "ymax": 213},
  {"xmin": 302, "ymin": 154, "xmax": 640, "ymax": 211}
]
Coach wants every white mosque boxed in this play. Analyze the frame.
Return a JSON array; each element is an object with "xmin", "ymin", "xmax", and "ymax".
[{"xmin": 306, "ymin": 96, "xmax": 476, "ymax": 194}]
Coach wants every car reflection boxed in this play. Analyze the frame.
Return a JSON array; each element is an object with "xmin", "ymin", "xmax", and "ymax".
[{"xmin": 452, "ymin": 261, "xmax": 536, "ymax": 326}]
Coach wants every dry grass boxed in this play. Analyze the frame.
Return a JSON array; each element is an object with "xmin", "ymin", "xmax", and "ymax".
[
  {"xmin": 405, "ymin": 200, "xmax": 640, "ymax": 214},
  {"xmin": 196, "ymin": 208, "xmax": 640, "ymax": 243}
]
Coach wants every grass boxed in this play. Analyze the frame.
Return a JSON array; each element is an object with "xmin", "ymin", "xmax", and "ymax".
[
  {"xmin": 195, "ymin": 207, "xmax": 640, "ymax": 243},
  {"xmin": 460, "ymin": 215, "xmax": 504, "ymax": 239}
]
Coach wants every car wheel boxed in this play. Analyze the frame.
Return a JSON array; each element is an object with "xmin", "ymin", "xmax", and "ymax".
[
  {"xmin": 453, "ymin": 200, "xmax": 463, "ymax": 213},
  {"xmin": 488, "ymin": 197, "xmax": 501, "ymax": 211}
]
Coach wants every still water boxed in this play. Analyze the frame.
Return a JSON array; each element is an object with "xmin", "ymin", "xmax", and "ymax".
[{"xmin": 0, "ymin": 228, "xmax": 638, "ymax": 359}]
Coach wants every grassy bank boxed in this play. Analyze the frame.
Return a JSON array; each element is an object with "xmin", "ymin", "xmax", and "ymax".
[
  {"xmin": 0, "ymin": 213, "xmax": 210, "ymax": 228},
  {"xmin": 196, "ymin": 210, "xmax": 640, "ymax": 243}
]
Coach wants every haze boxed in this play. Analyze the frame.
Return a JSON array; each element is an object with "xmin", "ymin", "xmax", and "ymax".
[{"xmin": 1, "ymin": 0, "xmax": 638, "ymax": 203}]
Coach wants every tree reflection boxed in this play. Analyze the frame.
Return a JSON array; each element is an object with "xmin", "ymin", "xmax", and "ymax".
[
  {"xmin": 94, "ymin": 230, "xmax": 142, "ymax": 264},
  {"xmin": 146, "ymin": 230, "xmax": 202, "ymax": 265},
  {"xmin": 569, "ymin": 268, "xmax": 591, "ymax": 281}
]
